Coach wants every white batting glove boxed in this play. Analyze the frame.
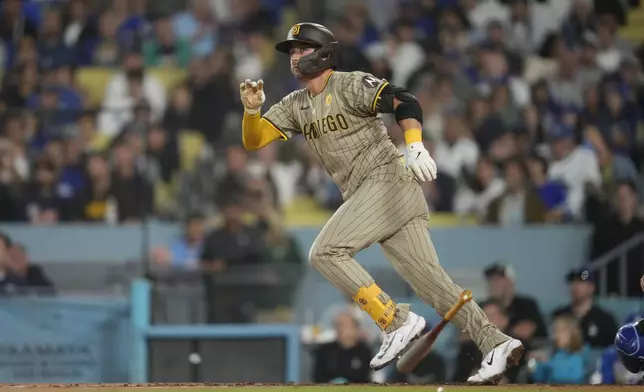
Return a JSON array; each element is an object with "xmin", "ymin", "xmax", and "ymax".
[
  {"xmin": 406, "ymin": 142, "xmax": 437, "ymax": 182},
  {"xmin": 239, "ymin": 79, "xmax": 265, "ymax": 114}
]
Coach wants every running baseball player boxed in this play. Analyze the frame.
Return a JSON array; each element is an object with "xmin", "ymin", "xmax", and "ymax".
[{"xmin": 239, "ymin": 22, "xmax": 523, "ymax": 384}]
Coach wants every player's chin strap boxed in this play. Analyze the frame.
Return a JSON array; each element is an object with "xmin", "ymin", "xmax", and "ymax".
[{"xmin": 354, "ymin": 284, "xmax": 396, "ymax": 330}]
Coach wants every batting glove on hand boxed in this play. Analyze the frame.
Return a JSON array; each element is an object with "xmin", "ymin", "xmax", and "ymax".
[
  {"xmin": 406, "ymin": 142, "xmax": 437, "ymax": 182},
  {"xmin": 240, "ymin": 79, "xmax": 265, "ymax": 114}
]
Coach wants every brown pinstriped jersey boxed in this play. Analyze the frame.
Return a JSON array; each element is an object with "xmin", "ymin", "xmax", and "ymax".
[{"xmin": 263, "ymin": 71, "xmax": 402, "ymax": 199}]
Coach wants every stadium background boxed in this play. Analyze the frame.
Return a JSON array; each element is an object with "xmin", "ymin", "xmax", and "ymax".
[{"xmin": 0, "ymin": 0, "xmax": 642, "ymax": 386}]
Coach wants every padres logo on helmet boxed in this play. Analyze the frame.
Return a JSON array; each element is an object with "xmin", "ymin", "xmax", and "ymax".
[{"xmin": 275, "ymin": 22, "xmax": 340, "ymax": 75}]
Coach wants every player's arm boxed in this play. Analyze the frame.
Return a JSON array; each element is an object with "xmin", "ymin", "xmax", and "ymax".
[
  {"xmin": 375, "ymin": 83, "xmax": 437, "ymax": 182},
  {"xmin": 239, "ymin": 79, "xmax": 291, "ymax": 150}
]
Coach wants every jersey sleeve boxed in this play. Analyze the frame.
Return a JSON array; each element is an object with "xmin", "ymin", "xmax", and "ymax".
[
  {"xmin": 339, "ymin": 71, "xmax": 389, "ymax": 117},
  {"xmin": 262, "ymin": 94, "xmax": 300, "ymax": 140}
]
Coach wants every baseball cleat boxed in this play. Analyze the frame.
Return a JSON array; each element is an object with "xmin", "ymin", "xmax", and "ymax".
[
  {"xmin": 467, "ymin": 338, "xmax": 525, "ymax": 385},
  {"xmin": 370, "ymin": 311, "xmax": 426, "ymax": 370}
]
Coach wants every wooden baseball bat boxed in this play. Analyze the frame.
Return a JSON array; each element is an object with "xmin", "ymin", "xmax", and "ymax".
[{"xmin": 396, "ymin": 290, "xmax": 473, "ymax": 374}]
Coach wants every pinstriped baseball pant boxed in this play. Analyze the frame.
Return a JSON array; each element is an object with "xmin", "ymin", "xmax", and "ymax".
[{"xmin": 308, "ymin": 161, "xmax": 509, "ymax": 355}]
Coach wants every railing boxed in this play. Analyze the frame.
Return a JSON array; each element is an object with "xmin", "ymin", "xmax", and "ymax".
[{"xmin": 586, "ymin": 233, "xmax": 644, "ymax": 296}]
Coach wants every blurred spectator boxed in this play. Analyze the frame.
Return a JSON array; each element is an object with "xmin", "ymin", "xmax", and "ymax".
[
  {"xmin": 7, "ymin": 242, "xmax": 54, "ymax": 293},
  {"xmin": 74, "ymin": 152, "xmax": 115, "ymax": 222},
  {"xmin": 388, "ymin": 20, "xmax": 425, "ymax": 88},
  {"xmin": 151, "ymin": 213, "xmax": 206, "ymax": 270},
  {"xmin": 144, "ymin": 15, "xmax": 191, "ymax": 68},
  {"xmin": 247, "ymin": 142, "xmax": 301, "ymax": 209},
  {"xmin": 312, "ymin": 311, "xmax": 373, "ymax": 384},
  {"xmin": 333, "ymin": 16, "xmax": 372, "ymax": 74},
  {"xmin": 560, "ymin": 0, "xmax": 597, "ymax": 49},
  {"xmin": 552, "ymin": 268, "xmax": 618, "ymax": 348},
  {"xmin": 173, "ymin": 0, "xmax": 218, "ymax": 57},
  {"xmin": 526, "ymin": 154, "xmax": 568, "ymax": 220},
  {"xmin": 37, "ymin": 9, "xmax": 74, "ymax": 70},
  {"xmin": 21, "ymin": 157, "xmax": 65, "ymax": 224},
  {"xmin": 146, "ymin": 123, "xmax": 179, "ymax": 184},
  {"xmin": 528, "ymin": 315, "xmax": 591, "ymax": 384},
  {"xmin": 200, "ymin": 197, "xmax": 265, "ymax": 271},
  {"xmin": 110, "ymin": 140, "xmax": 154, "ymax": 223},
  {"xmin": 234, "ymin": 28, "xmax": 268, "ymax": 82},
  {"xmin": 163, "ymin": 83, "xmax": 192, "ymax": 134},
  {"xmin": 0, "ymin": 0, "xmax": 38, "ymax": 50},
  {"xmin": 485, "ymin": 157, "xmax": 547, "ymax": 225},
  {"xmin": 548, "ymin": 50, "xmax": 585, "ymax": 109},
  {"xmin": 483, "ymin": 263, "xmax": 548, "ymax": 343},
  {"xmin": 98, "ymin": 51, "xmax": 166, "ymax": 137},
  {"xmin": 455, "ymin": 156, "xmax": 506, "ymax": 218},
  {"xmin": 0, "ymin": 232, "xmax": 27, "ymax": 295},
  {"xmin": 547, "ymin": 123, "xmax": 601, "ymax": 220},
  {"xmin": 0, "ymin": 62, "xmax": 39, "ymax": 108},
  {"xmin": 62, "ymin": 0, "xmax": 99, "ymax": 49},
  {"xmin": 77, "ymin": 10, "xmax": 123, "ymax": 66},
  {"xmin": 590, "ymin": 180, "xmax": 644, "ymax": 297},
  {"xmin": 187, "ymin": 52, "xmax": 236, "ymax": 144},
  {"xmin": 433, "ymin": 111, "xmax": 479, "ymax": 181}
]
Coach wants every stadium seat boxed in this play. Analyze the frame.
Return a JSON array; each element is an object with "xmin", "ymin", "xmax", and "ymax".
[
  {"xmin": 76, "ymin": 67, "xmax": 187, "ymax": 108},
  {"xmin": 178, "ymin": 130, "xmax": 205, "ymax": 173}
]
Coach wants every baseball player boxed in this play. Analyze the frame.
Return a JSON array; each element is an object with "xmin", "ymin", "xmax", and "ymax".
[
  {"xmin": 614, "ymin": 275, "xmax": 644, "ymax": 382},
  {"xmin": 239, "ymin": 22, "xmax": 523, "ymax": 383}
]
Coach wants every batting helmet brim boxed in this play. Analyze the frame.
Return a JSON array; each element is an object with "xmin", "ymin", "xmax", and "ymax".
[{"xmin": 275, "ymin": 39, "xmax": 321, "ymax": 54}]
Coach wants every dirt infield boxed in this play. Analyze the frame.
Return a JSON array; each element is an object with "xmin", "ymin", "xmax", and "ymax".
[{"xmin": 0, "ymin": 383, "xmax": 641, "ymax": 391}]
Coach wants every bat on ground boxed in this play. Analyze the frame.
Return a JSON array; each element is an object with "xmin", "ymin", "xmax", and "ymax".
[{"xmin": 396, "ymin": 290, "xmax": 473, "ymax": 374}]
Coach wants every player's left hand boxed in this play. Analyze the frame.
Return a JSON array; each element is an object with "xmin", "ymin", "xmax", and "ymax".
[{"xmin": 406, "ymin": 142, "xmax": 437, "ymax": 182}]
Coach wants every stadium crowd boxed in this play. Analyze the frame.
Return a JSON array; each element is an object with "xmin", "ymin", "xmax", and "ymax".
[
  {"xmin": 0, "ymin": 0, "xmax": 642, "ymax": 226},
  {"xmin": 0, "ymin": 0, "xmax": 643, "ymax": 385}
]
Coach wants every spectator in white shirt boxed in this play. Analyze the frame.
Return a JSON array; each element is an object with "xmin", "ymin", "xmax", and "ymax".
[
  {"xmin": 433, "ymin": 111, "xmax": 479, "ymax": 180},
  {"xmin": 98, "ymin": 51, "xmax": 166, "ymax": 138},
  {"xmin": 547, "ymin": 123, "xmax": 601, "ymax": 220}
]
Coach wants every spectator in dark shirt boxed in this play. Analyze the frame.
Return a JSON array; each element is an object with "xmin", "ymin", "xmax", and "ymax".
[
  {"xmin": 37, "ymin": 9, "xmax": 74, "ymax": 70},
  {"xmin": 200, "ymin": 197, "xmax": 265, "ymax": 271},
  {"xmin": 0, "ymin": 232, "xmax": 28, "ymax": 295},
  {"xmin": 7, "ymin": 242, "xmax": 54, "ymax": 294},
  {"xmin": 21, "ymin": 157, "xmax": 64, "ymax": 224},
  {"xmin": 313, "ymin": 311, "xmax": 373, "ymax": 384},
  {"xmin": 591, "ymin": 181, "xmax": 644, "ymax": 297},
  {"xmin": 0, "ymin": 0, "xmax": 38, "ymax": 48},
  {"xmin": 111, "ymin": 140, "xmax": 153, "ymax": 223},
  {"xmin": 76, "ymin": 152, "xmax": 114, "ymax": 222},
  {"xmin": 553, "ymin": 268, "xmax": 618, "ymax": 348},
  {"xmin": 484, "ymin": 263, "xmax": 548, "ymax": 343}
]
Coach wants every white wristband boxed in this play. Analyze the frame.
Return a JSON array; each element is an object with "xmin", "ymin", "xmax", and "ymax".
[{"xmin": 245, "ymin": 108, "xmax": 260, "ymax": 115}]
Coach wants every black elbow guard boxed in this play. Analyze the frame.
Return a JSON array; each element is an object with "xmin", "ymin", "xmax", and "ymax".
[
  {"xmin": 394, "ymin": 100, "xmax": 423, "ymax": 124},
  {"xmin": 377, "ymin": 84, "xmax": 423, "ymax": 125}
]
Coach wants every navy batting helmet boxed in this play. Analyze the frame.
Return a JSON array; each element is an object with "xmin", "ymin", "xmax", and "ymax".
[
  {"xmin": 615, "ymin": 318, "xmax": 644, "ymax": 374},
  {"xmin": 275, "ymin": 23, "xmax": 339, "ymax": 74}
]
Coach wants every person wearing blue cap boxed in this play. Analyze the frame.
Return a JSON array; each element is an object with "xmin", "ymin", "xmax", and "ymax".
[{"xmin": 552, "ymin": 268, "xmax": 618, "ymax": 348}]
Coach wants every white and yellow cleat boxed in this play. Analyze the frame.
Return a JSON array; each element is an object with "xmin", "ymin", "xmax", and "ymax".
[
  {"xmin": 467, "ymin": 338, "xmax": 525, "ymax": 385},
  {"xmin": 369, "ymin": 311, "xmax": 426, "ymax": 370}
]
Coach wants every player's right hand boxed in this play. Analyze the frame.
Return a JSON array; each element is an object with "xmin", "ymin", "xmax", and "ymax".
[
  {"xmin": 240, "ymin": 79, "xmax": 265, "ymax": 114},
  {"xmin": 406, "ymin": 142, "xmax": 437, "ymax": 182}
]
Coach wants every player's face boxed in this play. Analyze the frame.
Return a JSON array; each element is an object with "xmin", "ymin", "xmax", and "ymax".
[{"xmin": 289, "ymin": 45, "xmax": 315, "ymax": 80}]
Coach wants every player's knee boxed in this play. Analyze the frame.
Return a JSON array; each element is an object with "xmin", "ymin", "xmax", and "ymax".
[{"xmin": 308, "ymin": 243, "xmax": 344, "ymax": 269}]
